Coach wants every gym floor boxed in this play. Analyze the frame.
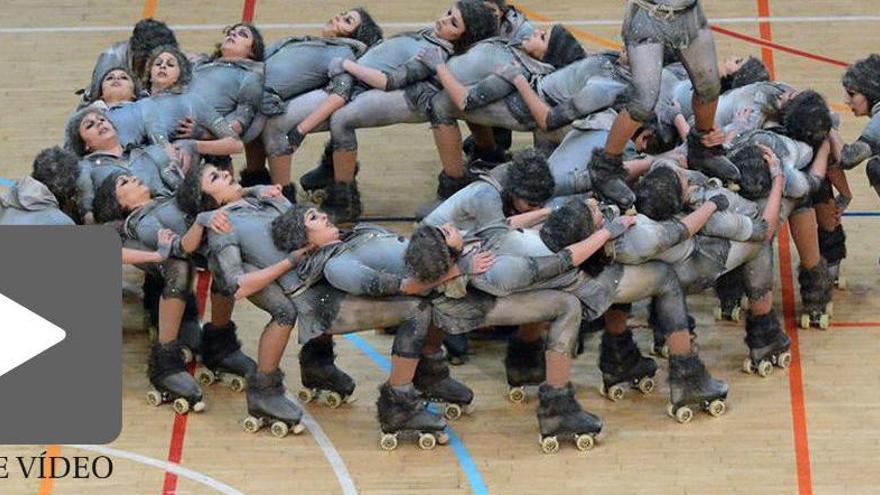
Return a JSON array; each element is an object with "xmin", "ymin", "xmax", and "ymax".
[{"xmin": 1, "ymin": 1, "xmax": 878, "ymax": 494}]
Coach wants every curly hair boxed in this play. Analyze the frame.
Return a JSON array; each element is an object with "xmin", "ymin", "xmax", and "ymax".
[
  {"xmin": 540, "ymin": 198, "xmax": 595, "ymax": 253},
  {"xmin": 730, "ymin": 144, "xmax": 772, "ymax": 201},
  {"xmin": 780, "ymin": 90, "xmax": 832, "ymax": 149},
  {"xmin": 92, "ymin": 171, "xmax": 128, "ymax": 224},
  {"xmin": 130, "ymin": 19, "xmax": 178, "ymax": 80},
  {"xmin": 212, "ymin": 23, "xmax": 266, "ymax": 62},
  {"xmin": 843, "ymin": 54, "xmax": 880, "ymax": 108},
  {"xmin": 505, "ymin": 147, "xmax": 555, "ymax": 206},
  {"xmin": 544, "ymin": 25, "xmax": 586, "ymax": 69},
  {"xmin": 453, "ymin": 0, "xmax": 500, "ymax": 54},
  {"xmin": 270, "ymin": 203, "xmax": 314, "ymax": 252},
  {"xmin": 31, "ymin": 147, "xmax": 80, "ymax": 209},
  {"xmin": 176, "ymin": 163, "xmax": 221, "ymax": 216},
  {"xmin": 720, "ymin": 56, "xmax": 770, "ymax": 93},
  {"xmin": 65, "ymin": 107, "xmax": 116, "ymax": 157},
  {"xmin": 405, "ymin": 225, "xmax": 454, "ymax": 283},
  {"xmin": 142, "ymin": 44, "xmax": 192, "ymax": 93},
  {"xmin": 350, "ymin": 8, "xmax": 384, "ymax": 47},
  {"xmin": 634, "ymin": 165, "xmax": 683, "ymax": 221}
]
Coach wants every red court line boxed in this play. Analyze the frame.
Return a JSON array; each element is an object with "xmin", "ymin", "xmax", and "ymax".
[
  {"xmin": 831, "ymin": 322, "xmax": 880, "ymax": 328},
  {"xmin": 755, "ymin": 0, "xmax": 776, "ymax": 78},
  {"xmin": 242, "ymin": 0, "xmax": 257, "ymax": 22},
  {"xmin": 710, "ymin": 25, "xmax": 848, "ymax": 68},
  {"xmin": 142, "ymin": 0, "xmax": 159, "ymax": 19},
  {"xmin": 161, "ymin": 270, "xmax": 211, "ymax": 495}
]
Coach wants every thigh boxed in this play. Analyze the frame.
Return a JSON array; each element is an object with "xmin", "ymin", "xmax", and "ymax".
[
  {"xmin": 464, "ymin": 100, "xmax": 533, "ymax": 131},
  {"xmin": 344, "ymin": 90, "xmax": 427, "ymax": 129},
  {"xmin": 481, "ymin": 290, "xmax": 572, "ymax": 327},
  {"xmin": 329, "ymin": 295, "xmax": 426, "ymax": 333},
  {"xmin": 613, "ymin": 262, "xmax": 671, "ymax": 303}
]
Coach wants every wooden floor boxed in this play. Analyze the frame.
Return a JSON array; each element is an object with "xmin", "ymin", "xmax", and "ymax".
[{"xmin": 1, "ymin": 1, "xmax": 879, "ymax": 494}]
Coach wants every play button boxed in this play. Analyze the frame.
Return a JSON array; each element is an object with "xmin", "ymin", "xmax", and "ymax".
[{"xmin": 0, "ymin": 291, "xmax": 67, "ymax": 379}]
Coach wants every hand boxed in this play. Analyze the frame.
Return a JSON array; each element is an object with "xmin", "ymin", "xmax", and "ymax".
[
  {"xmin": 604, "ymin": 216, "xmax": 636, "ymax": 239},
  {"xmin": 757, "ymin": 144, "xmax": 782, "ymax": 179},
  {"xmin": 260, "ymin": 184, "xmax": 283, "ymax": 199},
  {"xmin": 172, "ymin": 139, "xmax": 198, "ymax": 174},
  {"xmin": 707, "ymin": 194, "xmax": 730, "ymax": 212},
  {"xmin": 175, "ymin": 117, "xmax": 197, "ymax": 139},
  {"xmin": 327, "ymin": 57, "xmax": 346, "ymax": 78},
  {"xmin": 468, "ymin": 250, "xmax": 496, "ymax": 275},
  {"xmin": 700, "ymin": 128, "xmax": 726, "ymax": 148},
  {"xmin": 208, "ymin": 209, "xmax": 232, "ymax": 234},
  {"xmin": 416, "ymin": 46, "xmax": 445, "ymax": 72},
  {"xmin": 493, "ymin": 61, "xmax": 523, "ymax": 85},
  {"xmin": 156, "ymin": 228, "xmax": 177, "ymax": 260}
]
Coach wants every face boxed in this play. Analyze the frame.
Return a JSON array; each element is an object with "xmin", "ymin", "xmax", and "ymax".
[
  {"xmin": 719, "ymin": 56, "xmax": 745, "ymax": 77},
  {"xmin": 199, "ymin": 165, "xmax": 242, "ymax": 206},
  {"xmin": 483, "ymin": 1, "xmax": 503, "ymax": 19},
  {"xmin": 115, "ymin": 175, "xmax": 151, "ymax": 210},
  {"xmin": 79, "ymin": 112, "xmax": 118, "ymax": 153},
  {"xmin": 521, "ymin": 28, "xmax": 550, "ymax": 61},
  {"xmin": 304, "ymin": 208, "xmax": 341, "ymax": 247},
  {"xmin": 633, "ymin": 128, "xmax": 654, "ymax": 153},
  {"xmin": 100, "ymin": 69, "xmax": 135, "ymax": 103},
  {"xmin": 586, "ymin": 198, "xmax": 604, "ymax": 228},
  {"xmin": 439, "ymin": 223, "xmax": 464, "ymax": 253},
  {"xmin": 150, "ymin": 51, "xmax": 181, "ymax": 90},
  {"xmin": 221, "ymin": 25, "xmax": 254, "ymax": 59},
  {"xmin": 845, "ymin": 87, "xmax": 870, "ymax": 116},
  {"xmin": 435, "ymin": 5, "xmax": 466, "ymax": 42},
  {"xmin": 511, "ymin": 195, "xmax": 542, "ymax": 214},
  {"xmin": 778, "ymin": 88, "xmax": 801, "ymax": 108},
  {"xmin": 322, "ymin": 10, "xmax": 362, "ymax": 38}
]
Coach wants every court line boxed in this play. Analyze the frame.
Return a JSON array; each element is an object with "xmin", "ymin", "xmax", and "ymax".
[
  {"xmin": 141, "ymin": 0, "xmax": 159, "ymax": 19},
  {"xmin": 242, "ymin": 0, "xmax": 257, "ymax": 23},
  {"xmin": 68, "ymin": 444, "xmax": 246, "ymax": 495},
  {"xmin": 2, "ymin": 14, "xmax": 880, "ymax": 35},
  {"xmin": 345, "ymin": 334, "xmax": 489, "ymax": 495},
  {"xmin": 710, "ymin": 25, "xmax": 849, "ymax": 67},
  {"xmin": 35, "ymin": 445, "xmax": 61, "ymax": 495}
]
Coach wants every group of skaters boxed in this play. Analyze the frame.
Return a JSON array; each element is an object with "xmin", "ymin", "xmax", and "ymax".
[{"xmin": 2, "ymin": 0, "xmax": 879, "ymax": 453}]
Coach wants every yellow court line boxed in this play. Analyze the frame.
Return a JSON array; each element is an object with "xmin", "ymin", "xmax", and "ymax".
[
  {"xmin": 142, "ymin": 0, "xmax": 159, "ymax": 19},
  {"xmin": 36, "ymin": 445, "xmax": 61, "ymax": 495}
]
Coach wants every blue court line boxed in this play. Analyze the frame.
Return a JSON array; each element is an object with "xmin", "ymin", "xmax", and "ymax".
[
  {"xmin": 842, "ymin": 211, "xmax": 880, "ymax": 217},
  {"xmin": 0, "ymin": 177, "xmax": 13, "ymax": 187},
  {"xmin": 344, "ymin": 334, "xmax": 489, "ymax": 495}
]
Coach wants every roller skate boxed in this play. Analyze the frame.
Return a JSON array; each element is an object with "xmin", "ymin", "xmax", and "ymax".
[
  {"xmin": 320, "ymin": 181, "xmax": 363, "ymax": 225},
  {"xmin": 827, "ymin": 262, "xmax": 845, "ymax": 290},
  {"xmin": 300, "ymin": 140, "xmax": 334, "ymax": 191},
  {"xmin": 442, "ymin": 334, "xmax": 469, "ymax": 365},
  {"xmin": 666, "ymin": 353, "xmax": 728, "ymax": 424},
  {"xmin": 713, "ymin": 267, "xmax": 747, "ymax": 322},
  {"xmin": 142, "ymin": 273, "xmax": 161, "ymax": 342},
  {"xmin": 376, "ymin": 382, "xmax": 448, "ymax": 451},
  {"xmin": 687, "ymin": 128, "xmax": 741, "ymax": 186},
  {"xmin": 797, "ymin": 260, "xmax": 834, "ymax": 330},
  {"xmin": 598, "ymin": 330, "xmax": 658, "ymax": 401},
  {"xmin": 239, "ymin": 167, "xmax": 272, "ymax": 187},
  {"xmin": 196, "ymin": 322, "xmax": 256, "ymax": 392},
  {"xmin": 297, "ymin": 337, "xmax": 356, "ymax": 408},
  {"xmin": 413, "ymin": 352, "xmax": 474, "ymax": 421},
  {"xmin": 576, "ymin": 314, "xmax": 605, "ymax": 356},
  {"xmin": 243, "ymin": 370, "xmax": 305, "ymax": 438},
  {"xmin": 536, "ymin": 382, "xmax": 603, "ymax": 454},
  {"xmin": 177, "ymin": 292, "xmax": 202, "ymax": 364},
  {"xmin": 146, "ymin": 341, "xmax": 205, "ymax": 415},
  {"xmin": 818, "ymin": 225, "xmax": 847, "ymax": 290},
  {"xmin": 588, "ymin": 148, "xmax": 635, "ymax": 210},
  {"xmin": 504, "ymin": 337, "xmax": 546, "ymax": 404},
  {"xmin": 742, "ymin": 311, "xmax": 791, "ymax": 378}
]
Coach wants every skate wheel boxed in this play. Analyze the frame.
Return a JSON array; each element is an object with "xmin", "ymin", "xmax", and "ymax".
[
  {"xmin": 776, "ymin": 352, "xmax": 792, "ymax": 369},
  {"xmin": 826, "ymin": 302, "xmax": 834, "ymax": 316},
  {"xmin": 731, "ymin": 307, "xmax": 742, "ymax": 323},
  {"xmin": 418, "ymin": 433, "xmax": 437, "ymax": 450},
  {"xmin": 607, "ymin": 384, "xmax": 625, "ymax": 402},
  {"xmin": 575, "ymin": 434, "xmax": 595, "ymax": 452},
  {"xmin": 192, "ymin": 400, "xmax": 206, "ymax": 413},
  {"xmin": 172, "ymin": 398, "xmax": 190, "ymax": 415},
  {"xmin": 706, "ymin": 178, "xmax": 723, "ymax": 189},
  {"xmin": 243, "ymin": 416, "xmax": 261, "ymax": 433},
  {"xmin": 713, "ymin": 307, "xmax": 723, "ymax": 321},
  {"xmin": 444, "ymin": 403, "xmax": 462, "ymax": 421},
  {"xmin": 323, "ymin": 392, "xmax": 343, "ymax": 409},
  {"xmin": 818, "ymin": 314, "xmax": 830, "ymax": 330},
  {"xmin": 298, "ymin": 389, "xmax": 315, "ymax": 404},
  {"xmin": 727, "ymin": 183, "xmax": 741, "ymax": 193},
  {"xmin": 146, "ymin": 390, "xmax": 163, "ymax": 407},
  {"xmin": 674, "ymin": 406, "xmax": 693, "ymax": 424},
  {"xmin": 623, "ymin": 207, "xmax": 637, "ymax": 216},
  {"xmin": 291, "ymin": 423, "xmax": 306, "ymax": 435},
  {"xmin": 540, "ymin": 436, "xmax": 560, "ymax": 454},
  {"xmin": 228, "ymin": 376, "xmax": 246, "ymax": 393},
  {"xmin": 196, "ymin": 368, "xmax": 216, "ymax": 387},
  {"xmin": 436, "ymin": 432, "xmax": 449, "ymax": 445},
  {"xmin": 708, "ymin": 400, "xmax": 726, "ymax": 417},
  {"xmin": 270, "ymin": 421, "xmax": 289, "ymax": 439},
  {"xmin": 742, "ymin": 357, "xmax": 755, "ymax": 374},
  {"xmin": 659, "ymin": 345, "xmax": 669, "ymax": 359},
  {"xmin": 507, "ymin": 387, "xmax": 526, "ymax": 404},
  {"xmin": 799, "ymin": 314, "xmax": 810, "ymax": 329},
  {"xmin": 757, "ymin": 360, "xmax": 774, "ymax": 378},
  {"xmin": 741, "ymin": 296, "xmax": 750, "ymax": 311},
  {"xmin": 181, "ymin": 347, "xmax": 194, "ymax": 365},
  {"xmin": 148, "ymin": 327, "xmax": 159, "ymax": 343},
  {"xmin": 379, "ymin": 433, "xmax": 398, "ymax": 451},
  {"xmin": 637, "ymin": 376, "xmax": 655, "ymax": 395},
  {"xmin": 836, "ymin": 277, "xmax": 847, "ymax": 290}
]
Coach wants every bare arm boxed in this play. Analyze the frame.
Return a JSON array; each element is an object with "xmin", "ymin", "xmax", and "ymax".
[
  {"xmin": 434, "ymin": 63, "xmax": 470, "ymax": 112},
  {"xmin": 512, "ymin": 74, "xmax": 550, "ymax": 130},
  {"xmin": 680, "ymin": 201, "xmax": 719, "ymax": 236},
  {"xmin": 297, "ymin": 93, "xmax": 346, "ymax": 135},
  {"xmin": 195, "ymin": 136, "xmax": 243, "ymax": 156},
  {"xmin": 507, "ymin": 207, "xmax": 553, "ymax": 229},
  {"xmin": 122, "ymin": 247, "xmax": 165, "ymax": 264},
  {"xmin": 342, "ymin": 59, "xmax": 388, "ymax": 89}
]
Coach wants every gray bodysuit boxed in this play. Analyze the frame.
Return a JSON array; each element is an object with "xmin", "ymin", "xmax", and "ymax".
[
  {"xmin": 0, "ymin": 177, "xmax": 75, "ymax": 225},
  {"xmin": 142, "ymin": 89, "xmax": 237, "ymax": 150},
  {"xmin": 422, "ymin": 168, "xmax": 508, "ymax": 235},
  {"xmin": 189, "ymin": 58, "xmax": 264, "ymax": 141}
]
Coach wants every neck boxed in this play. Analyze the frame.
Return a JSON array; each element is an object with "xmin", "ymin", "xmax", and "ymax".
[{"xmin": 96, "ymin": 143, "xmax": 125, "ymax": 157}]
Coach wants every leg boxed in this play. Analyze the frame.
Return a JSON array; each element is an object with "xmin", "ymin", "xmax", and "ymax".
[
  {"xmin": 263, "ymin": 90, "xmax": 329, "ymax": 188},
  {"xmin": 598, "ymin": 304, "xmax": 658, "ymax": 401},
  {"xmin": 199, "ymin": 292, "xmax": 256, "ymax": 392},
  {"xmin": 713, "ymin": 265, "xmax": 747, "ymax": 322},
  {"xmin": 790, "ymin": 208, "xmax": 833, "ymax": 327},
  {"xmin": 741, "ymin": 245, "xmax": 791, "ymax": 375}
]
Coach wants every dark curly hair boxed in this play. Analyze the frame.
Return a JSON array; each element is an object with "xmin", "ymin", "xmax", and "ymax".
[
  {"xmin": 65, "ymin": 108, "xmax": 116, "ymax": 158},
  {"xmin": 453, "ymin": 0, "xmax": 500, "ymax": 54},
  {"xmin": 779, "ymin": 90, "xmax": 832, "ymax": 149},
  {"xmin": 540, "ymin": 198, "xmax": 595, "ymax": 253},
  {"xmin": 90, "ymin": 65, "xmax": 141, "ymax": 105},
  {"xmin": 544, "ymin": 25, "xmax": 586, "ymax": 69},
  {"xmin": 142, "ymin": 44, "xmax": 192, "ymax": 93},
  {"xmin": 31, "ymin": 147, "xmax": 80, "ymax": 209},
  {"xmin": 505, "ymin": 147, "xmax": 555, "ymax": 206},
  {"xmin": 92, "ymin": 171, "xmax": 128, "ymax": 224},
  {"xmin": 349, "ymin": 8, "xmax": 384, "ymax": 47},
  {"xmin": 177, "ymin": 162, "xmax": 222, "ymax": 216},
  {"xmin": 635, "ymin": 115, "xmax": 681, "ymax": 155},
  {"xmin": 270, "ymin": 203, "xmax": 314, "ymax": 252},
  {"xmin": 405, "ymin": 225, "xmax": 454, "ymax": 283},
  {"xmin": 130, "ymin": 19, "xmax": 178, "ymax": 81},
  {"xmin": 843, "ymin": 54, "xmax": 880, "ymax": 108},
  {"xmin": 634, "ymin": 165, "xmax": 683, "ymax": 221},
  {"xmin": 720, "ymin": 56, "xmax": 770, "ymax": 93},
  {"xmin": 213, "ymin": 23, "xmax": 265, "ymax": 62},
  {"xmin": 730, "ymin": 144, "xmax": 772, "ymax": 201}
]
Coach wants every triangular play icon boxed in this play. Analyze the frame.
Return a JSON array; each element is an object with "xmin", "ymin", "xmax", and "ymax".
[{"xmin": 0, "ymin": 291, "xmax": 67, "ymax": 379}]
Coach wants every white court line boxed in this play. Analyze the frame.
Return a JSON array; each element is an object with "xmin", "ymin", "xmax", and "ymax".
[
  {"xmin": 67, "ymin": 444, "xmax": 245, "ymax": 495},
  {"xmin": 0, "ymin": 15, "xmax": 878, "ymax": 34}
]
